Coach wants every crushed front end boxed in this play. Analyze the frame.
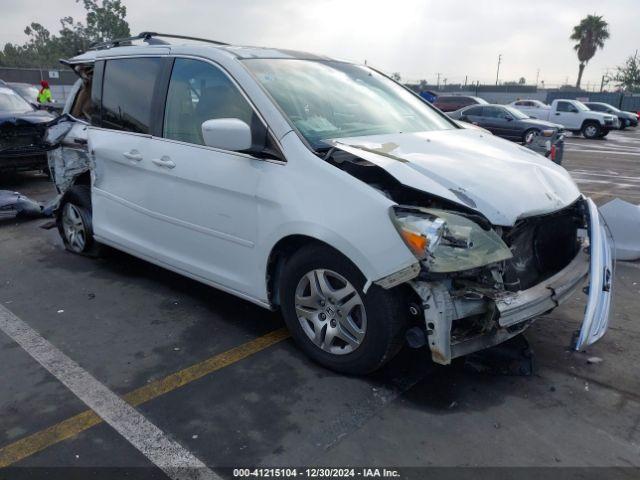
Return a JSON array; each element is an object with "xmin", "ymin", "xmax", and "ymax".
[
  {"xmin": 386, "ymin": 198, "xmax": 612, "ymax": 365},
  {"xmin": 0, "ymin": 116, "xmax": 54, "ymax": 173}
]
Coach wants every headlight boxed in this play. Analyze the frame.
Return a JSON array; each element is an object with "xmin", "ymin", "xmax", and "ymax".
[{"xmin": 390, "ymin": 206, "xmax": 513, "ymax": 273}]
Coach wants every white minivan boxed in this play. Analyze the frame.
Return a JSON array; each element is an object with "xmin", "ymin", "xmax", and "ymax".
[{"xmin": 49, "ymin": 33, "xmax": 613, "ymax": 374}]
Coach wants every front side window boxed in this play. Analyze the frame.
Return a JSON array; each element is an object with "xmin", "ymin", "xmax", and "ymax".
[
  {"xmin": 243, "ymin": 59, "xmax": 454, "ymax": 149},
  {"xmin": 163, "ymin": 58, "xmax": 254, "ymax": 145},
  {"xmin": 101, "ymin": 57, "xmax": 162, "ymax": 133},
  {"xmin": 557, "ymin": 101, "xmax": 577, "ymax": 113},
  {"xmin": 483, "ymin": 107, "xmax": 504, "ymax": 119}
]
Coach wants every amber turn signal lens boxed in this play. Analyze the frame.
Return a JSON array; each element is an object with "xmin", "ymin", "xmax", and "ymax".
[{"xmin": 400, "ymin": 228, "xmax": 428, "ymax": 257}]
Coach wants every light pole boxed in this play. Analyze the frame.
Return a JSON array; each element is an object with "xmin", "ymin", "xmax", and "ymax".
[{"xmin": 495, "ymin": 54, "xmax": 502, "ymax": 85}]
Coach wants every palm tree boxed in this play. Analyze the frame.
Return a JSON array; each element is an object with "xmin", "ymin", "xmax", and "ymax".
[{"xmin": 570, "ymin": 15, "xmax": 610, "ymax": 89}]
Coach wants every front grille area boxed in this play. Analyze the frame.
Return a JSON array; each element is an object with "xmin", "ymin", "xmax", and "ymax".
[
  {"xmin": 501, "ymin": 201, "xmax": 585, "ymax": 291},
  {"xmin": 0, "ymin": 125, "xmax": 47, "ymax": 155}
]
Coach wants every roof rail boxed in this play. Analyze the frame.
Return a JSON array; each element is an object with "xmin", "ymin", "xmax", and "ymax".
[{"xmin": 88, "ymin": 31, "xmax": 229, "ymax": 51}]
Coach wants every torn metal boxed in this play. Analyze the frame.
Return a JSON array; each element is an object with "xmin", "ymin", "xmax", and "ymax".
[
  {"xmin": 322, "ymin": 142, "xmax": 610, "ymax": 365},
  {"xmin": 0, "ymin": 190, "xmax": 54, "ymax": 219},
  {"xmin": 45, "ymin": 116, "xmax": 91, "ymax": 194}
]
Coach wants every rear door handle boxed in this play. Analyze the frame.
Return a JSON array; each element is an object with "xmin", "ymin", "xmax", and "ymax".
[
  {"xmin": 123, "ymin": 150, "xmax": 143, "ymax": 162},
  {"xmin": 151, "ymin": 156, "xmax": 176, "ymax": 169}
]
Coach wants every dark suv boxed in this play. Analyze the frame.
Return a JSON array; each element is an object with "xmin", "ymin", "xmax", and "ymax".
[
  {"xmin": 0, "ymin": 85, "xmax": 55, "ymax": 173},
  {"xmin": 433, "ymin": 95, "xmax": 487, "ymax": 112}
]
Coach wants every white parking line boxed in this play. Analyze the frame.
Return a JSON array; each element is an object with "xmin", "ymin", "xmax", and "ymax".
[
  {"xmin": 565, "ymin": 149, "xmax": 640, "ymax": 156},
  {"xmin": 0, "ymin": 304, "xmax": 219, "ymax": 480}
]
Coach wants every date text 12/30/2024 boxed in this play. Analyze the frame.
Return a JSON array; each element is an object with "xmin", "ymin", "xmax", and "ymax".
[{"xmin": 233, "ymin": 468, "xmax": 401, "ymax": 478}]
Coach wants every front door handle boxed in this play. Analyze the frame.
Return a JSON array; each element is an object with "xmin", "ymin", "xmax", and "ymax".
[
  {"xmin": 123, "ymin": 150, "xmax": 143, "ymax": 162},
  {"xmin": 151, "ymin": 156, "xmax": 176, "ymax": 169}
]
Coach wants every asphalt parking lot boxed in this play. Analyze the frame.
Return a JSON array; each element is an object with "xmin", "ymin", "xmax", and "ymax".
[{"xmin": 1, "ymin": 128, "xmax": 639, "ymax": 477}]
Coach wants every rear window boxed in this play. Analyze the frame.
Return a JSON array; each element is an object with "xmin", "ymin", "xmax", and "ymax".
[{"xmin": 101, "ymin": 57, "xmax": 163, "ymax": 134}]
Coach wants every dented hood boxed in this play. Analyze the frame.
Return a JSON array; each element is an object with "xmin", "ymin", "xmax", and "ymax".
[{"xmin": 332, "ymin": 129, "xmax": 581, "ymax": 226}]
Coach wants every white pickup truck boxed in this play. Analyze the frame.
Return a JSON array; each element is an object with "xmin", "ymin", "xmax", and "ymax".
[{"xmin": 510, "ymin": 99, "xmax": 619, "ymax": 139}]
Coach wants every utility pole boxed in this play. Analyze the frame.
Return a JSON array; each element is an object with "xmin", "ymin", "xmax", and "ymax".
[
  {"xmin": 535, "ymin": 69, "xmax": 540, "ymax": 87},
  {"xmin": 463, "ymin": 75, "xmax": 467, "ymax": 88},
  {"xmin": 495, "ymin": 54, "xmax": 502, "ymax": 85},
  {"xmin": 600, "ymin": 74, "xmax": 607, "ymax": 92},
  {"xmin": 436, "ymin": 73, "xmax": 441, "ymax": 89}
]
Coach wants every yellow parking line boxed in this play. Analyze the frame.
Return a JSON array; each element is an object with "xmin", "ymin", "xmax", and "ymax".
[{"xmin": 0, "ymin": 328, "xmax": 289, "ymax": 467}]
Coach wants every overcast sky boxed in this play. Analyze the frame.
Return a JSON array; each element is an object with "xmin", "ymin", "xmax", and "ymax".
[{"xmin": 1, "ymin": 0, "xmax": 638, "ymax": 87}]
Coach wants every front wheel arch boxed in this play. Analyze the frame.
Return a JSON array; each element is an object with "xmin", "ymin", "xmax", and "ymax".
[{"xmin": 266, "ymin": 235, "xmax": 357, "ymax": 308}]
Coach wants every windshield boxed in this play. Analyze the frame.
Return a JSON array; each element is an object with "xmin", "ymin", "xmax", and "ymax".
[
  {"xmin": 11, "ymin": 84, "xmax": 39, "ymax": 103},
  {"xmin": 243, "ymin": 59, "xmax": 455, "ymax": 149},
  {"xmin": 573, "ymin": 101, "xmax": 590, "ymax": 111},
  {"xmin": 0, "ymin": 87, "xmax": 34, "ymax": 113},
  {"xmin": 504, "ymin": 106, "xmax": 529, "ymax": 119}
]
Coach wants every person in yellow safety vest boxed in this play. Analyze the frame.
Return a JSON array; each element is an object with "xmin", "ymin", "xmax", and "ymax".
[{"xmin": 37, "ymin": 80, "xmax": 52, "ymax": 104}]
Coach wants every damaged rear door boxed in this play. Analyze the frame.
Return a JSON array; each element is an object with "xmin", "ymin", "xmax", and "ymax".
[{"xmin": 46, "ymin": 57, "xmax": 96, "ymax": 193}]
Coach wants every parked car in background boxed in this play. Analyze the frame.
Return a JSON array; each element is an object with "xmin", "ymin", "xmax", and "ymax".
[
  {"xmin": 509, "ymin": 99, "xmax": 551, "ymax": 118},
  {"xmin": 2, "ymin": 81, "xmax": 65, "ymax": 115},
  {"xmin": 510, "ymin": 98, "xmax": 618, "ymax": 139},
  {"xmin": 433, "ymin": 95, "xmax": 487, "ymax": 112},
  {"xmin": 447, "ymin": 104, "xmax": 563, "ymax": 143},
  {"xmin": 0, "ymin": 85, "xmax": 55, "ymax": 173},
  {"xmin": 583, "ymin": 102, "xmax": 638, "ymax": 129},
  {"xmin": 419, "ymin": 90, "xmax": 437, "ymax": 103}
]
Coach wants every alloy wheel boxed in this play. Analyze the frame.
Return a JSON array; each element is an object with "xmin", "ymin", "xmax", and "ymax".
[
  {"xmin": 585, "ymin": 125, "xmax": 598, "ymax": 138},
  {"xmin": 62, "ymin": 203, "xmax": 87, "ymax": 253},
  {"xmin": 294, "ymin": 269, "xmax": 367, "ymax": 355}
]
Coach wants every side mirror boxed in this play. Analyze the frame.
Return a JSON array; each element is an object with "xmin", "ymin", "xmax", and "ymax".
[
  {"xmin": 505, "ymin": 116, "xmax": 513, "ymax": 121},
  {"xmin": 201, "ymin": 118, "xmax": 252, "ymax": 152},
  {"xmin": 460, "ymin": 115, "xmax": 468, "ymax": 122}
]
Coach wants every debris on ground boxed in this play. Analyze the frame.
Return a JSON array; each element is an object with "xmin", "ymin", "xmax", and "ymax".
[
  {"xmin": 0, "ymin": 190, "xmax": 55, "ymax": 219},
  {"xmin": 587, "ymin": 356, "xmax": 603, "ymax": 364},
  {"xmin": 463, "ymin": 334, "xmax": 535, "ymax": 376}
]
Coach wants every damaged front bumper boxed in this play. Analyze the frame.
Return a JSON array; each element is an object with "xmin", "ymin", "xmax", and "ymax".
[{"xmin": 409, "ymin": 197, "xmax": 613, "ymax": 365}]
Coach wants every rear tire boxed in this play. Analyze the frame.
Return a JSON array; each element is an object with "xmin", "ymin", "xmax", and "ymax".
[
  {"xmin": 582, "ymin": 122, "xmax": 601, "ymax": 139},
  {"xmin": 279, "ymin": 244, "xmax": 407, "ymax": 374},
  {"xmin": 57, "ymin": 185, "xmax": 99, "ymax": 256}
]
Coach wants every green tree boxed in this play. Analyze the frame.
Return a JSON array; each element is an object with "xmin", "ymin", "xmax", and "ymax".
[
  {"xmin": 570, "ymin": 14, "xmax": 609, "ymax": 89},
  {"xmin": 0, "ymin": 0, "xmax": 130, "ymax": 68},
  {"xmin": 614, "ymin": 51, "xmax": 640, "ymax": 92}
]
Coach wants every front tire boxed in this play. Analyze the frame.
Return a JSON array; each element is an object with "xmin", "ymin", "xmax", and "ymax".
[
  {"xmin": 582, "ymin": 122, "xmax": 601, "ymax": 139},
  {"xmin": 279, "ymin": 244, "xmax": 407, "ymax": 374},
  {"xmin": 522, "ymin": 128, "xmax": 539, "ymax": 144},
  {"xmin": 57, "ymin": 185, "xmax": 97, "ymax": 255}
]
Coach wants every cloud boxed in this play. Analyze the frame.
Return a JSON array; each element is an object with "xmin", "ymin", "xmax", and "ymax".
[{"xmin": 2, "ymin": 0, "xmax": 637, "ymax": 86}]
